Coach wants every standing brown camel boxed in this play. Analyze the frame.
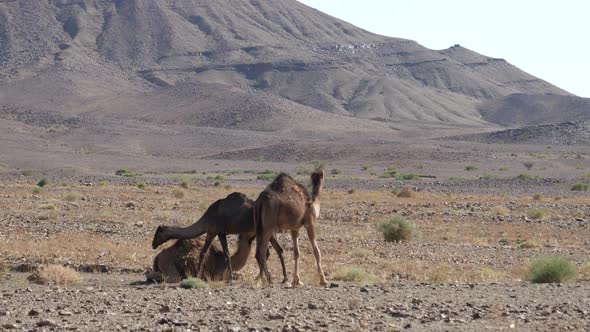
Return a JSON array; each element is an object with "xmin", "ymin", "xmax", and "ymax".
[
  {"xmin": 152, "ymin": 192, "xmax": 287, "ymax": 282},
  {"xmin": 254, "ymin": 171, "xmax": 327, "ymax": 287},
  {"xmin": 145, "ymin": 233, "xmax": 256, "ymax": 283}
]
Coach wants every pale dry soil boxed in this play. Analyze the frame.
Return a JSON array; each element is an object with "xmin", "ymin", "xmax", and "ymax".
[{"xmin": 1, "ymin": 181, "xmax": 589, "ymax": 331}]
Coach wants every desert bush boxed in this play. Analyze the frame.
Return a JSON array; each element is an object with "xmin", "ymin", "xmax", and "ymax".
[
  {"xmin": 518, "ymin": 240, "xmax": 540, "ymax": 249},
  {"xmin": 351, "ymin": 248, "xmax": 371, "ymax": 258},
  {"xmin": 347, "ymin": 188, "xmax": 356, "ymax": 194},
  {"xmin": 179, "ymin": 277, "xmax": 208, "ymax": 289},
  {"xmin": 532, "ymin": 194, "xmax": 543, "ymax": 201},
  {"xmin": 377, "ymin": 217, "xmax": 415, "ymax": 242},
  {"xmin": 448, "ymin": 176, "xmax": 465, "ymax": 181},
  {"xmin": 213, "ymin": 181, "xmax": 221, "ymax": 187},
  {"xmin": 498, "ymin": 167, "xmax": 510, "ymax": 171},
  {"xmin": 379, "ymin": 167, "xmax": 398, "ymax": 178},
  {"xmin": 464, "ymin": 165, "xmax": 478, "ymax": 171},
  {"xmin": 172, "ymin": 189, "xmax": 185, "ymax": 199},
  {"xmin": 526, "ymin": 208, "xmax": 545, "ymax": 220},
  {"xmin": 479, "ymin": 173, "xmax": 496, "ymax": 180},
  {"xmin": 295, "ymin": 167, "xmax": 311, "ymax": 175},
  {"xmin": 40, "ymin": 204, "xmax": 56, "ymax": 210},
  {"xmin": 397, "ymin": 186, "xmax": 415, "ymax": 198},
  {"xmin": 311, "ymin": 160, "xmax": 326, "ymax": 170},
  {"xmin": 257, "ymin": 173, "xmax": 276, "ymax": 180},
  {"xmin": 492, "ymin": 206, "xmax": 510, "ymax": 216},
  {"xmin": 21, "ymin": 169, "xmax": 34, "ymax": 176},
  {"xmin": 28, "ymin": 265, "xmax": 80, "ymax": 285},
  {"xmin": 331, "ymin": 168, "xmax": 341, "ymax": 175},
  {"xmin": 523, "ymin": 162, "xmax": 535, "ymax": 170},
  {"xmin": 37, "ymin": 178, "xmax": 50, "ymax": 187},
  {"xmin": 581, "ymin": 173, "xmax": 590, "ymax": 180},
  {"xmin": 517, "ymin": 173, "xmax": 541, "ymax": 180},
  {"xmin": 180, "ymin": 180, "xmax": 190, "ymax": 189},
  {"xmin": 32, "ymin": 187, "xmax": 41, "ymax": 194},
  {"xmin": 64, "ymin": 193, "xmax": 78, "ymax": 202},
  {"xmin": 136, "ymin": 181, "xmax": 146, "ymax": 189},
  {"xmin": 397, "ymin": 173, "xmax": 419, "ymax": 180},
  {"xmin": 333, "ymin": 267, "xmax": 379, "ymax": 283},
  {"xmin": 578, "ymin": 263, "xmax": 590, "ymax": 281},
  {"xmin": 115, "ymin": 168, "xmax": 135, "ymax": 177},
  {"xmin": 361, "ymin": 164, "xmax": 371, "ymax": 171},
  {"xmin": 527, "ymin": 256, "xmax": 576, "ymax": 283},
  {"xmin": 571, "ymin": 183, "xmax": 589, "ymax": 191}
]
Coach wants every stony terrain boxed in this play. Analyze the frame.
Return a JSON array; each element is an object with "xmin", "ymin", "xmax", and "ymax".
[{"xmin": 0, "ymin": 173, "xmax": 589, "ymax": 331}]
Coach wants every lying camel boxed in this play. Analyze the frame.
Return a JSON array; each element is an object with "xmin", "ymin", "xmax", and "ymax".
[
  {"xmin": 145, "ymin": 233, "xmax": 255, "ymax": 283},
  {"xmin": 152, "ymin": 192, "xmax": 288, "ymax": 282}
]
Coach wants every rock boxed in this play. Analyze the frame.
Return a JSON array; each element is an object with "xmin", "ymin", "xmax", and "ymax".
[
  {"xmin": 268, "ymin": 312, "xmax": 285, "ymax": 320},
  {"xmin": 307, "ymin": 303, "xmax": 319, "ymax": 310},
  {"xmin": 28, "ymin": 309, "xmax": 41, "ymax": 316},
  {"xmin": 360, "ymin": 287, "xmax": 369, "ymax": 293},
  {"xmin": 58, "ymin": 310, "xmax": 73, "ymax": 316},
  {"xmin": 2, "ymin": 323, "xmax": 18, "ymax": 329},
  {"xmin": 0, "ymin": 310, "xmax": 9, "ymax": 316},
  {"xmin": 472, "ymin": 312, "xmax": 482, "ymax": 319},
  {"xmin": 36, "ymin": 320, "xmax": 57, "ymax": 327},
  {"xmin": 159, "ymin": 305, "xmax": 171, "ymax": 313},
  {"xmin": 229, "ymin": 327, "xmax": 241, "ymax": 332},
  {"xmin": 329, "ymin": 282, "xmax": 339, "ymax": 288},
  {"xmin": 171, "ymin": 319, "xmax": 188, "ymax": 326}
]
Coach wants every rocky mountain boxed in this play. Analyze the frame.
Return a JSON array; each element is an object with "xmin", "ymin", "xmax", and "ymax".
[{"xmin": 0, "ymin": 0, "xmax": 588, "ymax": 170}]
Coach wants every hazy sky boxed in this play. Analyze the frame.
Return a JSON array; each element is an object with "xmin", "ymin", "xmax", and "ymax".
[{"xmin": 299, "ymin": 0, "xmax": 589, "ymax": 97}]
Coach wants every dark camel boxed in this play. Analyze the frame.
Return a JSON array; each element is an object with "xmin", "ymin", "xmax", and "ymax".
[
  {"xmin": 152, "ymin": 192, "xmax": 287, "ymax": 282},
  {"xmin": 145, "ymin": 233, "xmax": 256, "ymax": 283},
  {"xmin": 254, "ymin": 171, "xmax": 327, "ymax": 287}
]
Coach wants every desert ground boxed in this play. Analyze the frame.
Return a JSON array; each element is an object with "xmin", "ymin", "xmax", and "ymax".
[{"xmin": 1, "ymin": 147, "xmax": 589, "ymax": 331}]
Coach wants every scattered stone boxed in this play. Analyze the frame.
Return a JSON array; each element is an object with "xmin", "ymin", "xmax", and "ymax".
[
  {"xmin": 159, "ymin": 305, "xmax": 171, "ymax": 313},
  {"xmin": 28, "ymin": 309, "xmax": 40, "ymax": 316},
  {"xmin": 36, "ymin": 319, "xmax": 57, "ymax": 327},
  {"xmin": 329, "ymin": 282, "xmax": 339, "ymax": 288},
  {"xmin": 58, "ymin": 310, "xmax": 73, "ymax": 316},
  {"xmin": 307, "ymin": 303, "xmax": 319, "ymax": 310},
  {"xmin": 2, "ymin": 323, "xmax": 18, "ymax": 329},
  {"xmin": 0, "ymin": 310, "xmax": 9, "ymax": 316}
]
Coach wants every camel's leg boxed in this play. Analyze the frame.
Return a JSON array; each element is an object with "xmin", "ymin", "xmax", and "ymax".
[
  {"xmin": 197, "ymin": 233, "xmax": 215, "ymax": 280},
  {"xmin": 255, "ymin": 230, "xmax": 273, "ymax": 286},
  {"xmin": 305, "ymin": 224, "xmax": 327, "ymax": 286},
  {"xmin": 218, "ymin": 234, "xmax": 233, "ymax": 282},
  {"xmin": 270, "ymin": 236, "xmax": 287, "ymax": 283},
  {"xmin": 291, "ymin": 230, "xmax": 303, "ymax": 287}
]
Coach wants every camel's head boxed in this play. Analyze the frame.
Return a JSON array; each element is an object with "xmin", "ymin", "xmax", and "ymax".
[
  {"xmin": 152, "ymin": 226, "xmax": 169, "ymax": 249},
  {"xmin": 311, "ymin": 170, "xmax": 324, "ymax": 187}
]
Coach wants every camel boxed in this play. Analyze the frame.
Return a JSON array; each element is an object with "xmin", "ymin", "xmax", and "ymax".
[
  {"xmin": 254, "ymin": 171, "xmax": 327, "ymax": 287},
  {"xmin": 145, "ymin": 233, "xmax": 255, "ymax": 283},
  {"xmin": 152, "ymin": 192, "xmax": 287, "ymax": 282}
]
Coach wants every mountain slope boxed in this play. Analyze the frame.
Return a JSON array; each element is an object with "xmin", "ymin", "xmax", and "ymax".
[{"xmin": 0, "ymin": 0, "xmax": 586, "ymax": 132}]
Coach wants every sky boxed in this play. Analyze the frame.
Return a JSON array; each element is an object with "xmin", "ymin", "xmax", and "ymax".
[{"xmin": 298, "ymin": 0, "xmax": 590, "ymax": 97}]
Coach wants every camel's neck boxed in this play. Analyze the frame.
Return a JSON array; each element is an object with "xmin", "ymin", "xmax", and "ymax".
[
  {"xmin": 311, "ymin": 179, "xmax": 323, "ymax": 204},
  {"xmin": 163, "ymin": 217, "xmax": 208, "ymax": 242},
  {"xmin": 230, "ymin": 236, "xmax": 253, "ymax": 271}
]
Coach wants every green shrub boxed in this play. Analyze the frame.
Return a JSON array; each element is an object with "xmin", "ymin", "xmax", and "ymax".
[
  {"xmin": 581, "ymin": 174, "xmax": 590, "ymax": 180},
  {"xmin": 32, "ymin": 187, "xmax": 41, "ymax": 194},
  {"xmin": 396, "ymin": 173, "xmax": 419, "ymax": 180},
  {"xmin": 465, "ymin": 165, "xmax": 478, "ymax": 171},
  {"xmin": 533, "ymin": 194, "xmax": 543, "ymax": 201},
  {"xmin": 479, "ymin": 173, "xmax": 496, "ymax": 180},
  {"xmin": 448, "ymin": 176, "xmax": 465, "ymax": 181},
  {"xmin": 361, "ymin": 164, "xmax": 371, "ymax": 171},
  {"xmin": 331, "ymin": 168, "xmax": 341, "ymax": 175},
  {"xmin": 180, "ymin": 180, "xmax": 190, "ymax": 189},
  {"xmin": 377, "ymin": 217, "xmax": 415, "ymax": 242},
  {"xmin": 115, "ymin": 168, "xmax": 135, "ymax": 177},
  {"xmin": 517, "ymin": 173, "xmax": 541, "ymax": 180},
  {"xmin": 526, "ymin": 208, "xmax": 545, "ymax": 220},
  {"xmin": 528, "ymin": 256, "xmax": 576, "ymax": 283},
  {"xmin": 37, "ymin": 178, "xmax": 50, "ymax": 187},
  {"xmin": 179, "ymin": 278, "xmax": 208, "ymax": 289},
  {"xmin": 498, "ymin": 167, "xmax": 510, "ymax": 171},
  {"xmin": 379, "ymin": 167, "xmax": 398, "ymax": 179},
  {"xmin": 257, "ymin": 170, "xmax": 276, "ymax": 180},
  {"xmin": 571, "ymin": 183, "xmax": 589, "ymax": 191},
  {"xmin": 137, "ymin": 181, "xmax": 146, "ymax": 189}
]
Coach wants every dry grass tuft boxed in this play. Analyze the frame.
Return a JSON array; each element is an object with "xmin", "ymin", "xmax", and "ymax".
[
  {"xmin": 397, "ymin": 186, "xmax": 415, "ymax": 198},
  {"xmin": 518, "ymin": 240, "xmax": 540, "ymax": 249},
  {"xmin": 532, "ymin": 194, "xmax": 544, "ymax": 201},
  {"xmin": 28, "ymin": 265, "xmax": 80, "ymax": 285},
  {"xmin": 333, "ymin": 267, "xmax": 380, "ymax": 284},
  {"xmin": 172, "ymin": 188, "xmax": 185, "ymax": 199},
  {"xmin": 492, "ymin": 206, "xmax": 510, "ymax": 216}
]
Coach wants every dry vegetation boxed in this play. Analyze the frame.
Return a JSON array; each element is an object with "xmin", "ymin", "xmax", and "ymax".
[
  {"xmin": 1, "ymin": 181, "xmax": 590, "ymax": 286},
  {"xmin": 27, "ymin": 264, "xmax": 80, "ymax": 285}
]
